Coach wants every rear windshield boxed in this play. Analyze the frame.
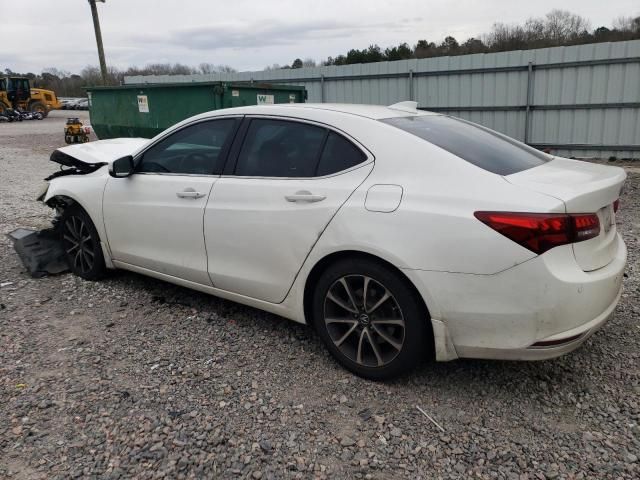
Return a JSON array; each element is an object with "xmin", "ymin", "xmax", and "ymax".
[{"xmin": 380, "ymin": 115, "xmax": 549, "ymax": 175}]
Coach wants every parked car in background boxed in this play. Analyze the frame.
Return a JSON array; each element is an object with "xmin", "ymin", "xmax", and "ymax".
[
  {"xmin": 59, "ymin": 98, "xmax": 88, "ymax": 110},
  {"xmin": 39, "ymin": 102, "xmax": 627, "ymax": 379},
  {"xmin": 59, "ymin": 98, "xmax": 74, "ymax": 109},
  {"xmin": 73, "ymin": 98, "xmax": 89, "ymax": 110}
]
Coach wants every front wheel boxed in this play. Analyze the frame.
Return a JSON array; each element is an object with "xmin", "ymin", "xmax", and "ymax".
[
  {"xmin": 312, "ymin": 258, "xmax": 432, "ymax": 380},
  {"xmin": 30, "ymin": 101, "xmax": 48, "ymax": 118},
  {"xmin": 60, "ymin": 205, "xmax": 106, "ymax": 280}
]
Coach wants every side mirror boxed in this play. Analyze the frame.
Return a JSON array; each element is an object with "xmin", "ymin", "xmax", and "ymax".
[{"xmin": 109, "ymin": 155, "xmax": 134, "ymax": 178}]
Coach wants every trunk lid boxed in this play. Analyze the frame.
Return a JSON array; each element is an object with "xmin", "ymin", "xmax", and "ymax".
[{"xmin": 506, "ymin": 158, "xmax": 626, "ymax": 271}]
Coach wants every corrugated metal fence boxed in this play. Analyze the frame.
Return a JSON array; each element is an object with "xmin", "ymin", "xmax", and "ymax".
[{"xmin": 125, "ymin": 40, "xmax": 640, "ymax": 158}]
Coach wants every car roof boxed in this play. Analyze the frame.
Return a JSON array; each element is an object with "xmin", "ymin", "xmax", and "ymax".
[
  {"xmin": 203, "ymin": 103, "xmax": 439, "ymax": 121},
  {"xmin": 275, "ymin": 103, "xmax": 438, "ymax": 120}
]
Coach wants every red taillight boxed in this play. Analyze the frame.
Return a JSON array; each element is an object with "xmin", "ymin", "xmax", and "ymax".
[
  {"xmin": 613, "ymin": 199, "xmax": 620, "ymax": 213},
  {"xmin": 474, "ymin": 211, "xmax": 600, "ymax": 254},
  {"xmin": 571, "ymin": 213, "xmax": 600, "ymax": 241}
]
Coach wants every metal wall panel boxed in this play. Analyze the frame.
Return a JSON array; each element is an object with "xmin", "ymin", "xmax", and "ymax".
[{"xmin": 124, "ymin": 40, "xmax": 640, "ymax": 158}]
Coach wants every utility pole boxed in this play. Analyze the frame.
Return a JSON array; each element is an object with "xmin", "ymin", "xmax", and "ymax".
[{"xmin": 88, "ymin": 0, "xmax": 108, "ymax": 84}]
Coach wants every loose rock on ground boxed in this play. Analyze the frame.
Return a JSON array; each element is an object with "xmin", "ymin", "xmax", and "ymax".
[{"xmin": 1, "ymin": 111, "xmax": 639, "ymax": 479}]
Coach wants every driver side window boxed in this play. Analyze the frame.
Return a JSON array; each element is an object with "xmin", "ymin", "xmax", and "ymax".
[{"xmin": 137, "ymin": 118, "xmax": 237, "ymax": 175}]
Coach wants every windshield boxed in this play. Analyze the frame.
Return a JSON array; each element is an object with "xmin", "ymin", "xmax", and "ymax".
[{"xmin": 380, "ymin": 115, "xmax": 550, "ymax": 175}]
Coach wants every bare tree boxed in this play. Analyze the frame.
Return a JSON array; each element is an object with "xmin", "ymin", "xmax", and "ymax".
[
  {"xmin": 199, "ymin": 63, "xmax": 237, "ymax": 74},
  {"xmin": 523, "ymin": 17, "xmax": 546, "ymax": 44},
  {"xmin": 80, "ymin": 65, "xmax": 120, "ymax": 87},
  {"xmin": 544, "ymin": 9, "xmax": 591, "ymax": 42},
  {"xmin": 485, "ymin": 23, "xmax": 527, "ymax": 51},
  {"xmin": 613, "ymin": 15, "xmax": 640, "ymax": 33},
  {"xmin": 217, "ymin": 65, "xmax": 237, "ymax": 73},
  {"xmin": 43, "ymin": 67, "xmax": 71, "ymax": 78}
]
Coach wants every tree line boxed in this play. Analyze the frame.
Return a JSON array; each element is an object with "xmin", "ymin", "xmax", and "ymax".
[
  {"xmin": 279, "ymin": 10, "xmax": 640, "ymax": 68},
  {"xmin": 0, "ymin": 63, "xmax": 237, "ymax": 98},
  {"xmin": 1, "ymin": 9, "xmax": 638, "ymax": 97}
]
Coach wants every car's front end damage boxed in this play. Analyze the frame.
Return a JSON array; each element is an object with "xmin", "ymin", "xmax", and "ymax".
[
  {"xmin": 39, "ymin": 137, "xmax": 149, "ymax": 202},
  {"xmin": 19, "ymin": 138, "xmax": 150, "ymax": 276},
  {"xmin": 43, "ymin": 137, "xmax": 149, "ymax": 180},
  {"xmin": 43, "ymin": 150, "xmax": 107, "ymax": 182}
]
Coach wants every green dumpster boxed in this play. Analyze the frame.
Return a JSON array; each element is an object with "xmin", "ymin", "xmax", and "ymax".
[{"xmin": 86, "ymin": 82, "xmax": 307, "ymax": 139}]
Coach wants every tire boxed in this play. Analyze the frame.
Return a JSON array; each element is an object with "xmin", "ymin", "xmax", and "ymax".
[
  {"xmin": 29, "ymin": 101, "xmax": 48, "ymax": 118},
  {"xmin": 312, "ymin": 258, "xmax": 431, "ymax": 380},
  {"xmin": 60, "ymin": 204, "xmax": 106, "ymax": 280}
]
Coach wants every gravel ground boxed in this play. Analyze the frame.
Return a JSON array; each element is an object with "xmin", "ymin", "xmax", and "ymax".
[{"xmin": 1, "ymin": 111, "xmax": 639, "ymax": 479}]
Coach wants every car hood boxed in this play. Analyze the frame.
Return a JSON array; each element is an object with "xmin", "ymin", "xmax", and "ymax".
[{"xmin": 53, "ymin": 138, "xmax": 149, "ymax": 167}]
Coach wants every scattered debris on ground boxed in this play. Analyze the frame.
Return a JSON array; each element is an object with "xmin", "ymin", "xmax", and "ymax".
[{"xmin": 8, "ymin": 228, "xmax": 68, "ymax": 278}]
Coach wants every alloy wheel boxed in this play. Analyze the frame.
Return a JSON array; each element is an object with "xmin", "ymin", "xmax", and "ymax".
[
  {"xmin": 323, "ymin": 275, "xmax": 405, "ymax": 367},
  {"xmin": 62, "ymin": 215, "xmax": 95, "ymax": 274}
]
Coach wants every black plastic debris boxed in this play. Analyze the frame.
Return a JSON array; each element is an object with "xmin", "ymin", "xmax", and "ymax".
[{"xmin": 8, "ymin": 228, "xmax": 69, "ymax": 278}]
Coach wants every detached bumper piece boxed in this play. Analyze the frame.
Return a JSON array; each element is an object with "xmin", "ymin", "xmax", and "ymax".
[{"xmin": 8, "ymin": 228, "xmax": 69, "ymax": 278}]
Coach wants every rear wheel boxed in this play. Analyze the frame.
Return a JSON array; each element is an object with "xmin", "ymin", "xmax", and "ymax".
[
  {"xmin": 312, "ymin": 258, "xmax": 431, "ymax": 380},
  {"xmin": 60, "ymin": 204, "xmax": 106, "ymax": 280}
]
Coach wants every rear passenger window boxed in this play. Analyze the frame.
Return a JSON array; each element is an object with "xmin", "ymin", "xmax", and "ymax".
[
  {"xmin": 317, "ymin": 132, "xmax": 367, "ymax": 176},
  {"xmin": 380, "ymin": 115, "xmax": 549, "ymax": 175},
  {"xmin": 235, "ymin": 119, "xmax": 326, "ymax": 177}
]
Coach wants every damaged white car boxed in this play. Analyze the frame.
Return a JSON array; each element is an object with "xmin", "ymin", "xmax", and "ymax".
[{"xmin": 40, "ymin": 102, "xmax": 627, "ymax": 379}]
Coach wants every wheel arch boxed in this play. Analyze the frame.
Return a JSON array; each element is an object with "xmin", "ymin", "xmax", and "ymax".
[
  {"xmin": 46, "ymin": 193, "xmax": 80, "ymax": 210},
  {"xmin": 44, "ymin": 175, "xmax": 107, "ymax": 231},
  {"xmin": 302, "ymin": 249, "xmax": 435, "ymax": 356},
  {"xmin": 46, "ymin": 194, "xmax": 100, "ymax": 240},
  {"xmin": 44, "ymin": 189, "xmax": 114, "ymax": 269},
  {"xmin": 45, "ymin": 193, "xmax": 93, "ymax": 222}
]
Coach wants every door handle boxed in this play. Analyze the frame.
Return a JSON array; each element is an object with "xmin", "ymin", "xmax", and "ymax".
[
  {"xmin": 176, "ymin": 188, "xmax": 206, "ymax": 199},
  {"xmin": 285, "ymin": 190, "xmax": 326, "ymax": 203}
]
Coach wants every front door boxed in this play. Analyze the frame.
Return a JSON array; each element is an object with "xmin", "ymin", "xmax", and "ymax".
[
  {"xmin": 205, "ymin": 117, "xmax": 373, "ymax": 303},
  {"xmin": 103, "ymin": 117, "xmax": 239, "ymax": 285}
]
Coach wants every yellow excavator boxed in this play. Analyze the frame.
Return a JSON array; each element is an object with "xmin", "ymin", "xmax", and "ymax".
[{"xmin": 0, "ymin": 76, "xmax": 62, "ymax": 117}]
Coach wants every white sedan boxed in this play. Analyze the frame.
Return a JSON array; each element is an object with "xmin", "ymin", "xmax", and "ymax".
[{"xmin": 41, "ymin": 102, "xmax": 627, "ymax": 379}]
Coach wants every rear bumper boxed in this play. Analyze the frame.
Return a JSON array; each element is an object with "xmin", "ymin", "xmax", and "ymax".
[
  {"xmin": 453, "ymin": 284, "xmax": 620, "ymax": 360},
  {"xmin": 404, "ymin": 233, "xmax": 627, "ymax": 361}
]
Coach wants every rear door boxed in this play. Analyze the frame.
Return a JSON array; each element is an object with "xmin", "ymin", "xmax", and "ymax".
[
  {"xmin": 204, "ymin": 117, "xmax": 373, "ymax": 303},
  {"xmin": 103, "ymin": 117, "xmax": 240, "ymax": 284}
]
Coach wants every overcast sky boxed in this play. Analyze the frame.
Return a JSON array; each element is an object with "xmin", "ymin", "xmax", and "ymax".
[{"xmin": 1, "ymin": 0, "xmax": 638, "ymax": 74}]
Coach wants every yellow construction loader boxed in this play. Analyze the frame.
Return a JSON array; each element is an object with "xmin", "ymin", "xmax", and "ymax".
[{"xmin": 0, "ymin": 76, "xmax": 62, "ymax": 117}]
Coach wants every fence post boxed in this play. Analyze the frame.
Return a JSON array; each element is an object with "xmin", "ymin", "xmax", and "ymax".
[
  {"xmin": 524, "ymin": 62, "xmax": 533, "ymax": 143},
  {"xmin": 320, "ymin": 75, "xmax": 325, "ymax": 103},
  {"xmin": 409, "ymin": 69, "xmax": 414, "ymax": 101}
]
